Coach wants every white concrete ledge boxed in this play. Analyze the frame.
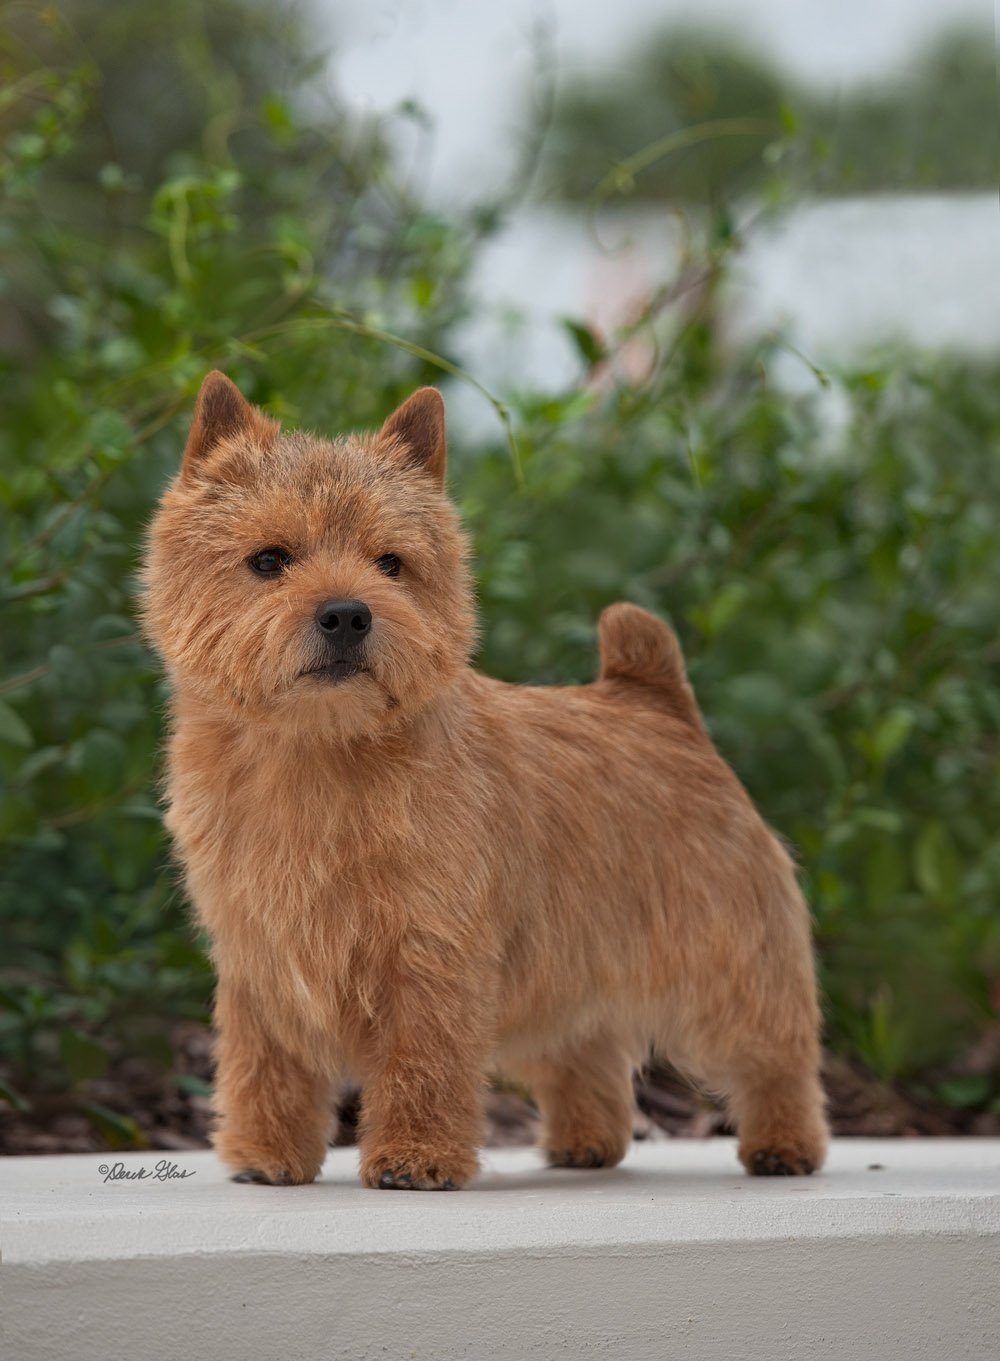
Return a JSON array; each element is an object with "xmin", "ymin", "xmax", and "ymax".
[{"xmin": 3, "ymin": 1139, "xmax": 999, "ymax": 1360}]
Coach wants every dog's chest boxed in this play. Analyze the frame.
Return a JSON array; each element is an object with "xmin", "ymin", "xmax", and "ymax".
[
  {"xmin": 165, "ymin": 724, "xmax": 433, "ymax": 1016},
  {"xmin": 171, "ymin": 730, "xmax": 417, "ymax": 899}
]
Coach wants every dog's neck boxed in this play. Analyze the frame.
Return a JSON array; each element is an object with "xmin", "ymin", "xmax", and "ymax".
[{"xmin": 170, "ymin": 675, "xmax": 468, "ymax": 768}]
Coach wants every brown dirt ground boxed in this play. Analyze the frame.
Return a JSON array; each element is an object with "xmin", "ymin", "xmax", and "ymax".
[{"xmin": 2, "ymin": 1024, "xmax": 998, "ymax": 1156}]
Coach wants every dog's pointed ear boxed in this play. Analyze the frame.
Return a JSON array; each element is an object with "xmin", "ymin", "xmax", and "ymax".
[
  {"xmin": 181, "ymin": 372, "xmax": 277, "ymax": 477},
  {"xmin": 380, "ymin": 387, "xmax": 447, "ymax": 486}
]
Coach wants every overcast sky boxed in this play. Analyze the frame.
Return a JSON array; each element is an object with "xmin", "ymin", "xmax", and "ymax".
[{"xmin": 319, "ymin": 0, "xmax": 992, "ymax": 201}]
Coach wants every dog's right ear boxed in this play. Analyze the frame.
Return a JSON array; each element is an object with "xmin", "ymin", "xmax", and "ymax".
[
  {"xmin": 380, "ymin": 387, "xmax": 447, "ymax": 486},
  {"xmin": 181, "ymin": 371, "xmax": 277, "ymax": 477}
]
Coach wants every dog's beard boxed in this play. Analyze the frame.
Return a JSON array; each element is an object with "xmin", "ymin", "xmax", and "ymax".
[{"xmin": 268, "ymin": 670, "xmax": 388, "ymax": 738}]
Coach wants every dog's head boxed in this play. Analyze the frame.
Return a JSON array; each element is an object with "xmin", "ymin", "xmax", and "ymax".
[{"xmin": 141, "ymin": 373, "xmax": 475, "ymax": 737}]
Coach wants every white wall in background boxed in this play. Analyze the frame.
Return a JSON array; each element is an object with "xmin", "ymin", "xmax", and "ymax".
[{"xmin": 310, "ymin": 0, "xmax": 998, "ymax": 425}]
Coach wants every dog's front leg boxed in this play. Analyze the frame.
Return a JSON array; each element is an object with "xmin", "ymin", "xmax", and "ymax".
[
  {"xmin": 213, "ymin": 976, "xmax": 335, "ymax": 1186},
  {"xmin": 358, "ymin": 947, "xmax": 489, "ymax": 1191}
]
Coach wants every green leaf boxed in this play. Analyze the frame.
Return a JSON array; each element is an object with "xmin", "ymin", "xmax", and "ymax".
[
  {"xmin": 692, "ymin": 582, "xmax": 750, "ymax": 639},
  {"xmin": 869, "ymin": 707, "xmax": 915, "ymax": 767},
  {"xmin": 914, "ymin": 821, "xmax": 962, "ymax": 906},
  {"xmin": 98, "ymin": 161, "xmax": 126, "ymax": 191},
  {"xmin": 562, "ymin": 319, "xmax": 606, "ymax": 368},
  {"xmin": 82, "ymin": 1102, "xmax": 147, "ymax": 1150},
  {"xmin": 0, "ymin": 793, "xmax": 35, "ymax": 837},
  {"xmin": 864, "ymin": 838, "xmax": 905, "ymax": 907},
  {"xmin": 135, "ymin": 1033, "xmax": 175, "ymax": 1070},
  {"xmin": 176, "ymin": 1074, "xmax": 213, "ymax": 1098},
  {"xmin": 261, "ymin": 96, "xmax": 295, "ymax": 139},
  {"xmin": 59, "ymin": 1029, "xmax": 110, "ymax": 1083},
  {"xmin": 63, "ymin": 939, "xmax": 92, "ymax": 991},
  {"xmin": 0, "ymin": 1076, "xmax": 32, "ymax": 1113},
  {"xmin": 18, "ymin": 745, "xmax": 65, "ymax": 783},
  {"xmin": 851, "ymin": 807, "xmax": 905, "ymax": 835},
  {"xmin": 0, "ymin": 698, "xmax": 33, "ymax": 748},
  {"xmin": 73, "ymin": 729, "xmax": 127, "ymax": 796},
  {"xmin": 936, "ymin": 1077, "xmax": 991, "ymax": 1110}
]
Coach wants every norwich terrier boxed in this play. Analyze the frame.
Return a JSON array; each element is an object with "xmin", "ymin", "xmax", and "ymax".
[{"xmin": 141, "ymin": 373, "xmax": 827, "ymax": 1190}]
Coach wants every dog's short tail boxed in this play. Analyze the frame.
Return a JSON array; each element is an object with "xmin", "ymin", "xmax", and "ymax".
[{"xmin": 597, "ymin": 602, "xmax": 704, "ymax": 731}]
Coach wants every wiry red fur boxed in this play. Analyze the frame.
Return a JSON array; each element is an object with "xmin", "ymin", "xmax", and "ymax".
[{"xmin": 141, "ymin": 374, "xmax": 828, "ymax": 1189}]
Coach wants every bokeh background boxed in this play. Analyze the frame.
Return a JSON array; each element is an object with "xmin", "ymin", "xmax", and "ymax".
[{"xmin": 2, "ymin": 0, "xmax": 999, "ymax": 1152}]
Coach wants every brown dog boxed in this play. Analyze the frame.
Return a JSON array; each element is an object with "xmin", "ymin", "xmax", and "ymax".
[{"xmin": 141, "ymin": 373, "xmax": 827, "ymax": 1189}]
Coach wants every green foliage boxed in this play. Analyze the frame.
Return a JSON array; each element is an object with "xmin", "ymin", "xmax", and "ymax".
[
  {"xmin": 0, "ymin": 0, "xmax": 476, "ymax": 1136},
  {"xmin": 1, "ymin": 1, "xmax": 998, "ymax": 1136},
  {"xmin": 544, "ymin": 24, "xmax": 999, "ymax": 203},
  {"xmin": 464, "ymin": 352, "xmax": 1000, "ymax": 1086}
]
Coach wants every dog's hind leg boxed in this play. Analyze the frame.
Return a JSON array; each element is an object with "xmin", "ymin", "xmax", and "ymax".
[
  {"xmin": 649, "ymin": 815, "xmax": 828, "ymax": 1176},
  {"xmin": 654, "ymin": 961, "xmax": 828, "ymax": 1176},
  {"xmin": 504, "ymin": 1031, "xmax": 635, "ymax": 1169},
  {"xmin": 724, "ymin": 1055, "xmax": 828, "ymax": 1175}
]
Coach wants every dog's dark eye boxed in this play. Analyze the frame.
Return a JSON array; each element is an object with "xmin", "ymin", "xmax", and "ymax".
[
  {"xmin": 375, "ymin": 553, "xmax": 402, "ymax": 578},
  {"xmin": 249, "ymin": 548, "xmax": 291, "ymax": 577}
]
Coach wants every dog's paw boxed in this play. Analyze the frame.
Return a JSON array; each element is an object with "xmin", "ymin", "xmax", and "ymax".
[
  {"xmin": 231, "ymin": 1165, "xmax": 300, "ymax": 1186},
  {"xmin": 360, "ymin": 1148, "xmax": 477, "ymax": 1191},
  {"xmin": 545, "ymin": 1136, "xmax": 627, "ymax": 1170},
  {"xmin": 746, "ymin": 1147, "xmax": 817, "ymax": 1177},
  {"xmin": 229, "ymin": 1159, "xmax": 320, "ymax": 1186},
  {"xmin": 217, "ymin": 1132, "xmax": 322, "ymax": 1187},
  {"xmin": 376, "ymin": 1167, "xmax": 459, "ymax": 1191}
]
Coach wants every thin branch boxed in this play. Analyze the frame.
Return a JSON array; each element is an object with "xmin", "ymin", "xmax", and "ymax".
[
  {"xmin": 243, "ymin": 311, "xmax": 524, "ymax": 486},
  {"xmin": 44, "ymin": 779, "xmax": 146, "ymax": 830},
  {"xmin": 0, "ymin": 634, "xmax": 140, "ymax": 695},
  {"xmin": 588, "ymin": 117, "xmax": 777, "ymax": 210}
]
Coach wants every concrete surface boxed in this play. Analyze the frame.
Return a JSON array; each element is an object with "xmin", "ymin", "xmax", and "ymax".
[{"xmin": 2, "ymin": 1138, "xmax": 999, "ymax": 1360}]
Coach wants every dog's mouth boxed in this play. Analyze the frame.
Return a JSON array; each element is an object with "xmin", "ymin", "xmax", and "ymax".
[{"xmin": 300, "ymin": 660, "xmax": 366, "ymax": 685}]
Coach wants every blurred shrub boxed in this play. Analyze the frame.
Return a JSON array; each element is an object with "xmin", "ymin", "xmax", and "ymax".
[
  {"xmin": 544, "ymin": 24, "xmax": 999, "ymax": 203},
  {"xmin": 1, "ymin": 1, "xmax": 999, "ymax": 1132},
  {"xmin": 0, "ymin": 0, "xmax": 475, "ymax": 1118},
  {"xmin": 465, "ymin": 347, "xmax": 1000, "ymax": 1088}
]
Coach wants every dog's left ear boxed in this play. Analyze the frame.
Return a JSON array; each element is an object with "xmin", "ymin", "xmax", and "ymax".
[{"xmin": 380, "ymin": 388, "xmax": 447, "ymax": 486}]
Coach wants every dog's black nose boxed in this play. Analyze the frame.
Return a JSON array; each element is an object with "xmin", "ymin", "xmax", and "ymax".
[{"xmin": 315, "ymin": 599, "xmax": 372, "ymax": 645}]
